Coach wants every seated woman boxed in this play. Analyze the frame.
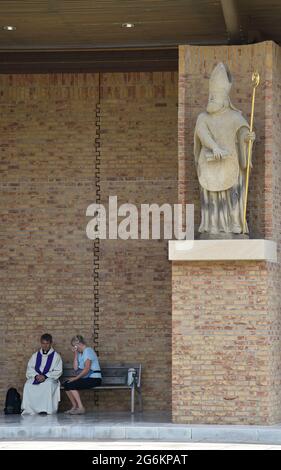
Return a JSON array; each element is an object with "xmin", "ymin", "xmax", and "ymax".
[{"xmin": 64, "ymin": 335, "xmax": 102, "ymax": 415}]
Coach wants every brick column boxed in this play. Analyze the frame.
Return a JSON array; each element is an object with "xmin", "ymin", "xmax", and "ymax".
[{"xmin": 172, "ymin": 41, "xmax": 281, "ymax": 424}]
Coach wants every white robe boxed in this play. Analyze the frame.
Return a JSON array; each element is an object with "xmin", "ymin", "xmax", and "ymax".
[{"xmin": 21, "ymin": 348, "xmax": 63, "ymax": 415}]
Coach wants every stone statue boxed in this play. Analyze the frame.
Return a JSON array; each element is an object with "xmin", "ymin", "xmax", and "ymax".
[{"xmin": 194, "ymin": 62, "xmax": 256, "ymax": 238}]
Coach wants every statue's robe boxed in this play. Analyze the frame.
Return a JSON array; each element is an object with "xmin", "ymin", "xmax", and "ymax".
[
  {"xmin": 21, "ymin": 348, "xmax": 62, "ymax": 415},
  {"xmin": 194, "ymin": 108, "xmax": 250, "ymax": 235}
]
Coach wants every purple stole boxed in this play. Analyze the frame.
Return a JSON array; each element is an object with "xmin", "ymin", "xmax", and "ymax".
[{"xmin": 33, "ymin": 350, "xmax": 55, "ymax": 385}]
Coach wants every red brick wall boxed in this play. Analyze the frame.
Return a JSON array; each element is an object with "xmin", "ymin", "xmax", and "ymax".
[
  {"xmin": 173, "ymin": 42, "xmax": 281, "ymax": 424},
  {"xmin": 0, "ymin": 71, "xmax": 178, "ymax": 411},
  {"xmin": 98, "ymin": 72, "xmax": 178, "ymax": 411},
  {"xmin": 0, "ymin": 73, "xmax": 99, "ymax": 407},
  {"xmin": 268, "ymin": 43, "xmax": 281, "ymax": 423},
  {"xmin": 172, "ymin": 260, "xmax": 270, "ymax": 424}
]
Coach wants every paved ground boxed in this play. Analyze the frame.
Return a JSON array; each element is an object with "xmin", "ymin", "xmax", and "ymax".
[
  {"xmin": 0, "ymin": 440, "xmax": 280, "ymax": 450},
  {"xmin": 1, "ymin": 412, "xmax": 281, "ymax": 444}
]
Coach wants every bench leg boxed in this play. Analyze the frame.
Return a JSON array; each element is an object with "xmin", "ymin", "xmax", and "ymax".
[
  {"xmin": 137, "ymin": 388, "xmax": 143, "ymax": 413},
  {"xmin": 131, "ymin": 386, "xmax": 135, "ymax": 414}
]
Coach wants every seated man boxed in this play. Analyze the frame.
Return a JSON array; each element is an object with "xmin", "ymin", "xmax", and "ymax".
[{"xmin": 21, "ymin": 333, "xmax": 63, "ymax": 415}]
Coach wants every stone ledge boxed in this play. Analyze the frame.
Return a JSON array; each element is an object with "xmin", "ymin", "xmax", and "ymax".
[{"xmin": 169, "ymin": 239, "xmax": 277, "ymax": 263}]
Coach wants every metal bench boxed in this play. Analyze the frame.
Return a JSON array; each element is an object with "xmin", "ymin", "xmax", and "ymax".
[{"xmin": 61, "ymin": 362, "xmax": 142, "ymax": 414}]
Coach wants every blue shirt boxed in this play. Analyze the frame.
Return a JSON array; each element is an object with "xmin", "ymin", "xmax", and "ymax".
[{"xmin": 77, "ymin": 347, "xmax": 101, "ymax": 379}]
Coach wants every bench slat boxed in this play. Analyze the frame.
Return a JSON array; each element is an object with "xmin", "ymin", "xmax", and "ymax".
[
  {"xmin": 101, "ymin": 377, "xmax": 127, "ymax": 385},
  {"xmin": 100, "ymin": 369, "xmax": 128, "ymax": 378}
]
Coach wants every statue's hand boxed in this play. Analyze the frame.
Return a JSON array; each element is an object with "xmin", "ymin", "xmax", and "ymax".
[
  {"xmin": 244, "ymin": 131, "xmax": 256, "ymax": 143},
  {"xmin": 213, "ymin": 147, "xmax": 227, "ymax": 160}
]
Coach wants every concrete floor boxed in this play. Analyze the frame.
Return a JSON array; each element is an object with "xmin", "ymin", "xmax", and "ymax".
[
  {"xmin": 1, "ymin": 411, "xmax": 281, "ymax": 444},
  {"xmin": 0, "ymin": 440, "xmax": 280, "ymax": 450}
]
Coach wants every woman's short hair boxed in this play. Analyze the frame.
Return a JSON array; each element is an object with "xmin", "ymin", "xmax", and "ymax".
[{"xmin": 71, "ymin": 335, "xmax": 86, "ymax": 346}]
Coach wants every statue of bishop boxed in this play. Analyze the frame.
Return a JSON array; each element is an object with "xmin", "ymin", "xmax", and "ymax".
[{"xmin": 194, "ymin": 62, "xmax": 256, "ymax": 238}]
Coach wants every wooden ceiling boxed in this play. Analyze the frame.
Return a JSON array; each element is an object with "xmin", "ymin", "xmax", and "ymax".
[
  {"xmin": 0, "ymin": 0, "xmax": 227, "ymax": 50},
  {"xmin": 0, "ymin": 0, "xmax": 280, "ymax": 72}
]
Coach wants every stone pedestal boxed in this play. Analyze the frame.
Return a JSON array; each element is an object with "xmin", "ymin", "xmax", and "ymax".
[
  {"xmin": 172, "ymin": 41, "xmax": 281, "ymax": 425},
  {"xmin": 169, "ymin": 240, "xmax": 277, "ymax": 263}
]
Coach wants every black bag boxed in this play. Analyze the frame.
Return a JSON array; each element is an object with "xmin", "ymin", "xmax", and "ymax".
[{"xmin": 4, "ymin": 387, "xmax": 22, "ymax": 415}]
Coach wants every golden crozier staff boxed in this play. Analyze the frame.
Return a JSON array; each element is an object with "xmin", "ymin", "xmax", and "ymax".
[{"xmin": 243, "ymin": 71, "xmax": 260, "ymax": 234}]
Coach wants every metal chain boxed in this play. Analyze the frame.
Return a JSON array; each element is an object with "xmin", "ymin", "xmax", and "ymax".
[{"xmin": 93, "ymin": 73, "xmax": 101, "ymax": 408}]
